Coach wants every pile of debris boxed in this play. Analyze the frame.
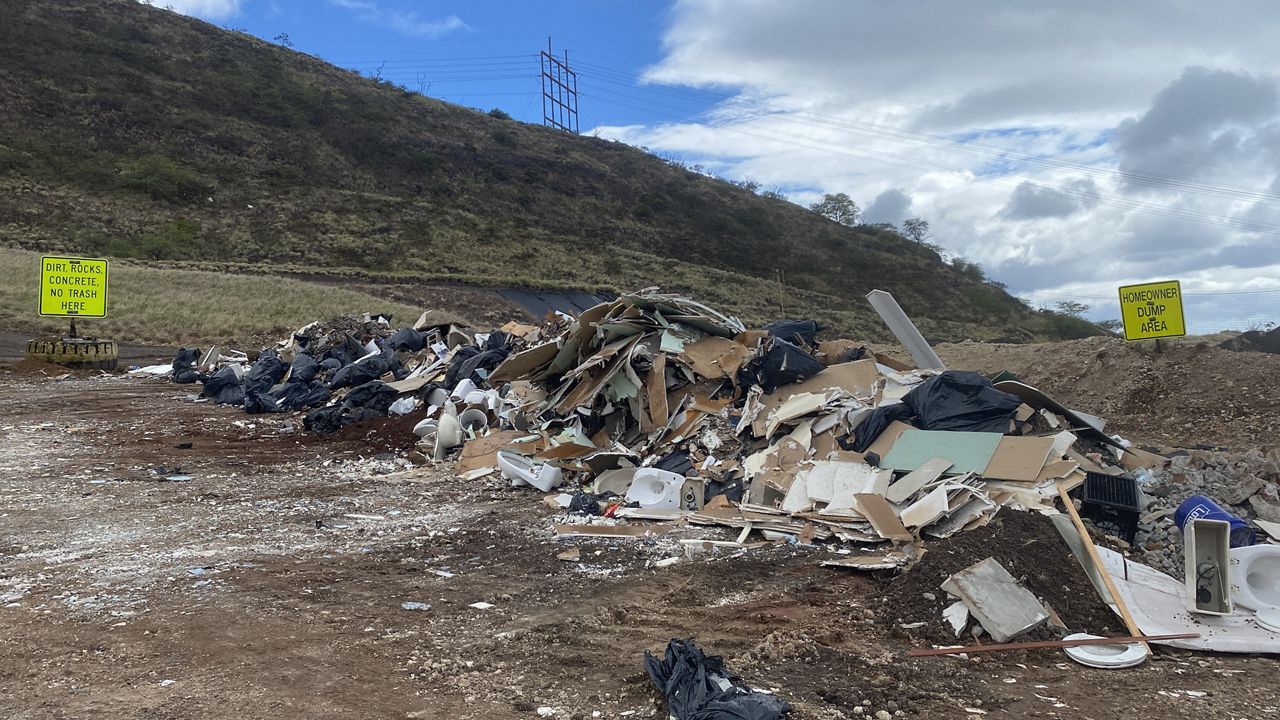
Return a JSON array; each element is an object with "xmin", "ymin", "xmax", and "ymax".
[{"xmin": 146, "ymin": 287, "xmax": 1280, "ymax": 662}]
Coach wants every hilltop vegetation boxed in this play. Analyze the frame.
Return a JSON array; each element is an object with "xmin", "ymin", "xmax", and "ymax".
[{"xmin": 0, "ymin": 0, "xmax": 1097, "ymax": 342}]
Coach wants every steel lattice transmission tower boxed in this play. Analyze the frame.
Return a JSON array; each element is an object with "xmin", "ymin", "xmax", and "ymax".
[{"xmin": 540, "ymin": 38, "xmax": 579, "ymax": 133}]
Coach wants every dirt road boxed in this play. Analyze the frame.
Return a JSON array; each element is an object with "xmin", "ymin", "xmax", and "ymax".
[{"xmin": 1, "ymin": 374, "xmax": 1277, "ymax": 720}]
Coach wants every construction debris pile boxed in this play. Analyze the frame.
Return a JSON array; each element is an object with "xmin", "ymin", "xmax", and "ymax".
[{"xmin": 144, "ymin": 287, "xmax": 1280, "ymax": 659}]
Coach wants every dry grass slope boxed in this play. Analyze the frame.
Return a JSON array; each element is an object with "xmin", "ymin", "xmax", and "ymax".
[
  {"xmin": 0, "ymin": 0, "xmax": 1099, "ymax": 342},
  {"xmin": 0, "ymin": 247, "xmax": 439, "ymax": 346}
]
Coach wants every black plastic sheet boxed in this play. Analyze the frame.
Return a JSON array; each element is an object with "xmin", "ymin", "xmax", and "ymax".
[
  {"xmin": 902, "ymin": 370, "xmax": 1022, "ymax": 433},
  {"xmin": 763, "ymin": 319, "xmax": 822, "ymax": 347},
  {"xmin": 841, "ymin": 371, "xmax": 1023, "ymax": 452},
  {"xmin": 738, "ymin": 338, "xmax": 823, "ymax": 394},
  {"xmin": 644, "ymin": 638, "xmax": 790, "ymax": 720}
]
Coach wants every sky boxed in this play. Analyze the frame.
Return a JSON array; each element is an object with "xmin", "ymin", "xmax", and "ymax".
[{"xmin": 152, "ymin": 0, "xmax": 1280, "ymax": 331}]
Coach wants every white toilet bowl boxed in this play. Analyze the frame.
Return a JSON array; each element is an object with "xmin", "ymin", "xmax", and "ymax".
[
  {"xmin": 1228, "ymin": 544, "xmax": 1280, "ymax": 632},
  {"xmin": 623, "ymin": 468, "xmax": 686, "ymax": 509},
  {"xmin": 1228, "ymin": 544, "xmax": 1280, "ymax": 611}
]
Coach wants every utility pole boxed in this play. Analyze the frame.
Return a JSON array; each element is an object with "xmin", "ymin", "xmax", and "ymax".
[{"xmin": 540, "ymin": 37, "xmax": 579, "ymax": 133}]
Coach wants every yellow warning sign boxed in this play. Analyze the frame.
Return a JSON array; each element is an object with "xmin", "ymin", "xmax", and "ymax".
[
  {"xmin": 1118, "ymin": 279, "xmax": 1184, "ymax": 341},
  {"xmin": 38, "ymin": 255, "xmax": 109, "ymax": 317}
]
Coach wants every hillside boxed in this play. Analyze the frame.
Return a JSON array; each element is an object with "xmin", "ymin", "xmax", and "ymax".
[{"xmin": 0, "ymin": 0, "xmax": 1095, "ymax": 342}]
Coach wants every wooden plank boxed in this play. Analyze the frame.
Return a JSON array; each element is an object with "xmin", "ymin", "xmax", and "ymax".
[
  {"xmin": 906, "ymin": 632, "xmax": 1199, "ymax": 657},
  {"xmin": 1056, "ymin": 481, "xmax": 1150, "ymax": 657}
]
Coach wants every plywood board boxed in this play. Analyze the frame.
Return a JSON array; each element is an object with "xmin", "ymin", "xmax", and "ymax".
[{"xmin": 880, "ymin": 429, "xmax": 1002, "ymax": 474}]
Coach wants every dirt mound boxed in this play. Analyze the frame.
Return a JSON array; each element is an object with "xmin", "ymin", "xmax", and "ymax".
[
  {"xmin": 1220, "ymin": 326, "xmax": 1280, "ymax": 354},
  {"xmin": 1, "ymin": 357, "xmax": 86, "ymax": 376},
  {"xmin": 876, "ymin": 510, "xmax": 1119, "ymax": 644},
  {"xmin": 931, "ymin": 335, "xmax": 1280, "ymax": 449}
]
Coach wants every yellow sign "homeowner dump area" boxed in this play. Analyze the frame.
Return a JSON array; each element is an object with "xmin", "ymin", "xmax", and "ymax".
[
  {"xmin": 38, "ymin": 256, "xmax": 109, "ymax": 317},
  {"xmin": 1118, "ymin": 279, "xmax": 1184, "ymax": 341}
]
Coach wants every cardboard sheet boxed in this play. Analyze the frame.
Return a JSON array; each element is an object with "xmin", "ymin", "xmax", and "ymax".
[
  {"xmin": 880, "ymin": 429, "xmax": 1002, "ymax": 474},
  {"xmin": 983, "ymin": 436, "xmax": 1056, "ymax": 482},
  {"xmin": 490, "ymin": 341, "xmax": 560, "ymax": 383},
  {"xmin": 853, "ymin": 493, "xmax": 913, "ymax": 541},
  {"xmin": 677, "ymin": 336, "xmax": 749, "ymax": 379},
  {"xmin": 647, "ymin": 353, "xmax": 670, "ymax": 427},
  {"xmin": 865, "ymin": 420, "xmax": 913, "ymax": 458},
  {"xmin": 455, "ymin": 430, "xmax": 527, "ymax": 473}
]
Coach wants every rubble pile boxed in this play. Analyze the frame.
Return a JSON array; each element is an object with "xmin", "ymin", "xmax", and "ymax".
[
  {"xmin": 1136, "ymin": 448, "xmax": 1280, "ymax": 575},
  {"xmin": 143, "ymin": 287, "xmax": 1280, "ymax": 657}
]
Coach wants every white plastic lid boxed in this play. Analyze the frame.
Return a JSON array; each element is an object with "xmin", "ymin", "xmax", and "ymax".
[
  {"xmin": 1062, "ymin": 633, "xmax": 1147, "ymax": 669},
  {"xmin": 1255, "ymin": 607, "xmax": 1280, "ymax": 634}
]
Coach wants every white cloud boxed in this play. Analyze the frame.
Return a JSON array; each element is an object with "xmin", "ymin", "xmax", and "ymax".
[
  {"xmin": 139, "ymin": 0, "xmax": 245, "ymax": 20},
  {"xmin": 325, "ymin": 0, "xmax": 469, "ymax": 38},
  {"xmin": 589, "ymin": 1, "xmax": 1280, "ymax": 330}
]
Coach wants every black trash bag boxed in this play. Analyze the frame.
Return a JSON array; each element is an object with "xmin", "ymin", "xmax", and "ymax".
[
  {"xmin": 763, "ymin": 319, "xmax": 822, "ymax": 347},
  {"xmin": 644, "ymin": 638, "xmax": 790, "ymax": 720},
  {"xmin": 329, "ymin": 352, "xmax": 392, "ymax": 390},
  {"xmin": 386, "ymin": 327, "xmax": 425, "ymax": 352},
  {"xmin": 244, "ymin": 390, "xmax": 284, "ymax": 414},
  {"xmin": 568, "ymin": 491, "xmax": 618, "ymax": 516},
  {"xmin": 200, "ymin": 366, "xmax": 246, "ymax": 406},
  {"xmin": 302, "ymin": 381, "xmax": 397, "ymax": 433},
  {"xmin": 272, "ymin": 380, "xmax": 330, "ymax": 411},
  {"xmin": 738, "ymin": 338, "xmax": 824, "ymax": 394},
  {"xmin": 244, "ymin": 349, "xmax": 288, "ymax": 394},
  {"xmin": 303, "ymin": 404, "xmax": 347, "ymax": 433},
  {"xmin": 343, "ymin": 380, "xmax": 399, "ymax": 413},
  {"xmin": 321, "ymin": 334, "xmax": 365, "ymax": 367},
  {"xmin": 902, "ymin": 370, "xmax": 1022, "ymax": 433},
  {"xmin": 842, "ymin": 403, "xmax": 913, "ymax": 453},
  {"xmin": 388, "ymin": 351, "xmax": 409, "ymax": 381},
  {"xmin": 444, "ymin": 346, "xmax": 481, "ymax": 389},
  {"xmin": 171, "ymin": 348, "xmax": 202, "ymax": 384},
  {"xmin": 319, "ymin": 357, "xmax": 343, "ymax": 372},
  {"xmin": 289, "ymin": 352, "xmax": 319, "ymax": 384}
]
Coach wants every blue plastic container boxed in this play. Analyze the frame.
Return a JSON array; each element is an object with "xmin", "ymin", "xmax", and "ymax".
[{"xmin": 1175, "ymin": 495, "xmax": 1256, "ymax": 548}]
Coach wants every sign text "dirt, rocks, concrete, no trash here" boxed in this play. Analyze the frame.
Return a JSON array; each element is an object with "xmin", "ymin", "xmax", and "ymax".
[{"xmin": 38, "ymin": 255, "xmax": 109, "ymax": 317}]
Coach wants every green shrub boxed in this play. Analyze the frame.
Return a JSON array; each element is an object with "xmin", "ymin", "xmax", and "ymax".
[{"xmin": 119, "ymin": 155, "xmax": 210, "ymax": 203}]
